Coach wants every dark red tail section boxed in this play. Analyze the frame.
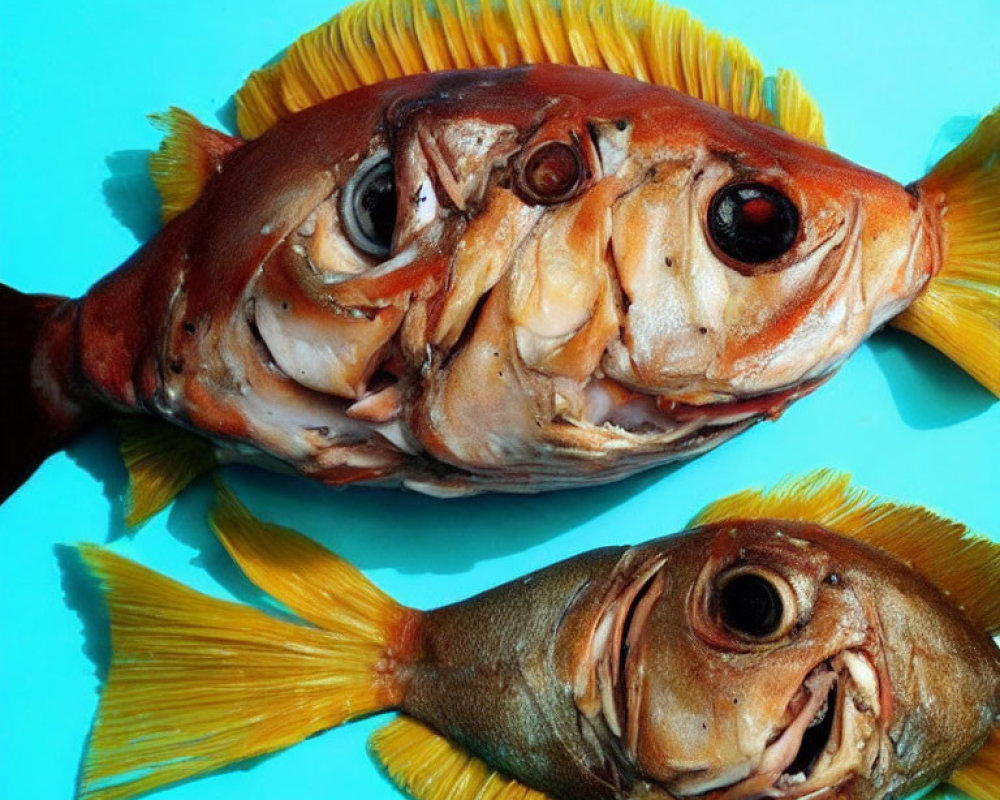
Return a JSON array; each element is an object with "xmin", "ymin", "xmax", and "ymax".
[{"xmin": 0, "ymin": 284, "xmax": 92, "ymax": 503}]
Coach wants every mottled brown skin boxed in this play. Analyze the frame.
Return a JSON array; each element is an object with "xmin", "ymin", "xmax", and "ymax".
[
  {"xmin": 399, "ymin": 521, "xmax": 999, "ymax": 800},
  {"xmin": 21, "ymin": 65, "xmax": 940, "ymax": 498}
]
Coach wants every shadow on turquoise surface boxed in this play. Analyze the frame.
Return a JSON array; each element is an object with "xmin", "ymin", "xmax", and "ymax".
[
  {"xmin": 168, "ymin": 459, "xmax": 676, "ymax": 578},
  {"xmin": 102, "ymin": 150, "xmax": 162, "ymax": 244},
  {"xmin": 868, "ymin": 330, "xmax": 995, "ymax": 430}
]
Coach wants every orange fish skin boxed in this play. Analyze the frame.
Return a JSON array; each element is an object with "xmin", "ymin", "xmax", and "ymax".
[
  {"xmin": 399, "ymin": 519, "xmax": 999, "ymax": 800},
  {"xmin": 14, "ymin": 65, "xmax": 940, "ymax": 499}
]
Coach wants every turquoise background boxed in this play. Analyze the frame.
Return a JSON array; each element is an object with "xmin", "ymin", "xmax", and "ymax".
[{"xmin": 1, "ymin": 2, "xmax": 997, "ymax": 799}]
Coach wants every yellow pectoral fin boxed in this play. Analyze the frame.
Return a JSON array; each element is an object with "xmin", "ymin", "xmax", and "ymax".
[
  {"xmin": 117, "ymin": 416, "xmax": 218, "ymax": 527},
  {"xmin": 370, "ymin": 716, "xmax": 555, "ymax": 800},
  {"xmin": 949, "ymin": 727, "xmax": 1000, "ymax": 800},
  {"xmin": 691, "ymin": 470, "xmax": 1000, "ymax": 634}
]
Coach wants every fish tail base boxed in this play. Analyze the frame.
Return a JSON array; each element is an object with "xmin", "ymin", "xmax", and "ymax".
[
  {"xmin": 0, "ymin": 283, "xmax": 92, "ymax": 503},
  {"xmin": 77, "ymin": 487, "xmax": 420, "ymax": 800},
  {"xmin": 893, "ymin": 107, "xmax": 1000, "ymax": 396}
]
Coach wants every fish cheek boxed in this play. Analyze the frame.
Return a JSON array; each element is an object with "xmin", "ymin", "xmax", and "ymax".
[
  {"xmin": 627, "ymin": 530, "xmax": 871, "ymax": 788},
  {"xmin": 606, "ymin": 162, "xmax": 727, "ymax": 389}
]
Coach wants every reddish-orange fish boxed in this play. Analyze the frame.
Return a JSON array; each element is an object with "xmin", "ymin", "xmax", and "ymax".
[
  {"xmin": 3, "ymin": 0, "xmax": 998, "ymax": 514},
  {"xmin": 78, "ymin": 473, "xmax": 1000, "ymax": 800}
]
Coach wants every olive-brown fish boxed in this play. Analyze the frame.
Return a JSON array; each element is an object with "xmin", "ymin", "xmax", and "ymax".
[
  {"xmin": 3, "ymin": 0, "xmax": 998, "ymax": 515},
  {"xmin": 77, "ymin": 472, "xmax": 1000, "ymax": 800}
]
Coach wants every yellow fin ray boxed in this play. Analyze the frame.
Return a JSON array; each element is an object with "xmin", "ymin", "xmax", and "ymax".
[
  {"xmin": 691, "ymin": 470, "xmax": 1000, "ymax": 634},
  {"xmin": 118, "ymin": 416, "xmax": 217, "ymax": 527},
  {"xmin": 893, "ymin": 107, "xmax": 1000, "ymax": 396},
  {"xmin": 77, "ymin": 542, "xmax": 403, "ymax": 800},
  {"xmin": 210, "ymin": 481, "xmax": 410, "ymax": 637},
  {"xmin": 148, "ymin": 108, "xmax": 240, "ymax": 222},
  {"xmin": 370, "ymin": 716, "xmax": 555, "ymax": 800},
  {"xmin": 949, "ymin": 727, "xmax": 1000, "ymax": 800},
  {"xmin": 234, "ymin": 0, "xmax": 825, "ymax": 146}
]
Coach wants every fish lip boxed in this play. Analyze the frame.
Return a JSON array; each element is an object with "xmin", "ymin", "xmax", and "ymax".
[
  {"xmin": 714, "ymin": 649, "xmax": 883, "ymax": 800},
  {"xmin": 654, "ymin": 373, "xmax": 832, "ymax": 426},
  {"xmin": 562, "ymin": 373, "xmax": 831, "ymax": 446}
]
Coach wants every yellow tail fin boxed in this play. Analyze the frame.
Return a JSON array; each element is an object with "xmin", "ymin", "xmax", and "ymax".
[
  {"xmin": 892, "ymin": 107, "xmax": 1000, "ymax": 397},
  {"xmin": 78, "ymin": 487, "xmax": 418, "ymax": 800}
]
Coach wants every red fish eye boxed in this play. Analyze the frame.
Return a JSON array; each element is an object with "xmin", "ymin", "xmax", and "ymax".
[
  {"xmin": 707, "ymin": 182, "xmax": 799, "ymax": 266},
  {"xmin": 519, "ymin": 141, "xmax": 584, "ymax": 204}
]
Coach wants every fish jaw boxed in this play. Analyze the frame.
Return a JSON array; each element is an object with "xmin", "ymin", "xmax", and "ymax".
[{"xmin": 707, "ymin": 653, "xmax": 883, "ymax": 800}]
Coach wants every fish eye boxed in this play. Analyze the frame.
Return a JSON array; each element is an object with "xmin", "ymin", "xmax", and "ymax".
[
  {"xmin": 517, "ymin": 141, "xmax": 585, "ymax": 205},
  {"xmin": 342, "ymin": 152, "xmax": 397, "ymax": 258},
  {"xmin": 707, "ymin": 182, "xmax": 799, "ymax": 266},
  {"xmin": 715, "ymin": 568, "xmax": 795, "ymax": 641}
]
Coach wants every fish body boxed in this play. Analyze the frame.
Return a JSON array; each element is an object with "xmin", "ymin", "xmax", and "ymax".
[
  {"xmin": 2, "ymin": 0, "xmax": 998, "ymax": 508},
  {"xmin": 78, "ymin": 474, "xmax": 1000, "ymax": 800},
  {"xmin": 40, "ymin": 67, "xmax": 932, "ymax": 488}
]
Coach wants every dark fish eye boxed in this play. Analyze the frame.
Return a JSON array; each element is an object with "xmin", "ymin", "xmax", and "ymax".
[
  {"xmin": 707, "ymin": 182, "xmax": 799, "ymax": 265},
  {"xmin": 342, "ymin": 153, "xmax": 397, "ymax": 258},
  {"xmin": 717, "ymin": 572, "xmax": 784, "ymax": 639},
  {"xmin": 518, "ymin": 141, "xmax": 584, "ymax": 204}
]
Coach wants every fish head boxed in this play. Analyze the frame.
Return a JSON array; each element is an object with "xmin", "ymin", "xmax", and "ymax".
[
  {"xmin": 241, "ymin": 66, "xmax": 939, "ymax": 488},
  {"xmin": 601, "ymin": 97, "xmax": 937, "ymax": 412},
  {"xmin": 617, "ymin": 520, "xmax": 999, "ymax": 799}
]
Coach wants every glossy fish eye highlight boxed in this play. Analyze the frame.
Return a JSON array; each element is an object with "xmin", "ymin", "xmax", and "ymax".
[
  {"xmin": 708, "ymin": 182, "xmax": 799, "ymax": 265},
  {"xmin": 715, "ymin": 569, "xmax": 794, "ymax": 640},
  {"xmin": 342, "ymin": 152, "xmax": 397, "ymax": 257}
]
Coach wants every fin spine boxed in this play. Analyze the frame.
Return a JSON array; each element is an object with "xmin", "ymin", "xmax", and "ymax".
[
  {"xmin": 148, "ymin": 108, "xmax": 241, "ymax": 223},
  {"xmin": 234, "ymin": 0, "xmax": 824, "ymax": 146},
  {"xmin": 370, "ymin": 716, "xmax": 555, "ymax": 800}
]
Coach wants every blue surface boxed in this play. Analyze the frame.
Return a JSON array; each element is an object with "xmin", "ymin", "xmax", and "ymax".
[{"xmin": 1, "ymin": 2, "xmax": 998, "ymax": 799}]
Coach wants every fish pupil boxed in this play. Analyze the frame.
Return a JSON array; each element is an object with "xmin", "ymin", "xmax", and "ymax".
[
  {"xmin": 707, "ymin": 182, "xmax": 799, "ymax": 265},
  {"xmin": 357, "ymin": 165, "xmax": 397, "ymax": 252},
  {"xmin": 718, "ymin": 573, "xmax": 783, "ymax": 638}
]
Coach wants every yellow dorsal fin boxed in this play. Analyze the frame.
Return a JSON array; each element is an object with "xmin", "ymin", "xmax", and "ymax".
[
  {"xmin": 117, "ymin": 416, "xmax": 217, "ymax": 527},
  {"xmin": 234, "ymin": 0, "xmax": 824, "ymax": 146},
  {"xmin": 892, "ymin": 107, "xmax": 1000, "ymax": 397},
  {"xmin": 370, "ymin": 716, "xmax": 556, "ymax": 800},
  {"xmin": 691, "ymin": 470, "xmax": 1000, "ymax": 634},
  {"xmin": 949, "ymin": 727, "xmax": 1000, "ymax": 800},
  {"xmin": 148, "ymin": 107, "xmax": 241, "ymax": 222}
]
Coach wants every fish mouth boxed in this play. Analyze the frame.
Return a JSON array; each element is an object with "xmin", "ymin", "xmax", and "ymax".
[
  {"xmin": 715, "ymin": 651, "xmax": 883, "ymax": 800},
  {"xmin": 540, "ymin": 376, "xmax": 828, "ymax": 469}
]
